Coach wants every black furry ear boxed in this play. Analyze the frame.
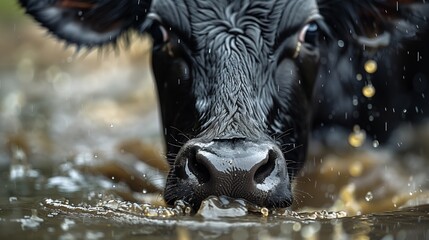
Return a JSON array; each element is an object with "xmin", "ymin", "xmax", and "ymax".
[
  {"xmin": 18, "ymin": 0, "xmax": 152, "ymax": 47},
  {"xmin": 318, "ymin": 0, "xmax": 429, "ymax": 42},
  {"xmin": 317, "ymin": 0, "xmax": 384, "ymax": 40}
]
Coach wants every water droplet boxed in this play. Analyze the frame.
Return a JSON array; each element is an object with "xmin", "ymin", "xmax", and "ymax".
[
  {"xmin": 362, "ymin": 84, "xmax": 376, "ymax": 98},
  {"xmin": 372, "ymin": 140, "xmax": 380, "ymax": 148},
  {"xmin": 184, "ymin": 206, "xmax": 192, "ymax": 215},
  {"xmin": 365, "ymin": 192, "xmax": 373, "ymax": 202},
  {"xmin": 261, "ymin": 207, "xmax": 269, "ymax": 217},
  {"xmin": 364, "ymin": 60, "xmax": 378, "ymax": 74},
  {"xmin": 348, "ymin": 125, "xmax": 366, "ymax": 148},
  {"xmin": 293, "ymin": 222, "xmax": 302, "ymax": 231},
  {"xmin": 349, "ymin": 161, "xmax": 363, "ymax": 177},
  {"xmin": 356, "ymin": 73, "xmax": 363, "ymax": 81},
  {"xmin": 61, "ymin": 218, "xmax": 75, "ymax": 231}
]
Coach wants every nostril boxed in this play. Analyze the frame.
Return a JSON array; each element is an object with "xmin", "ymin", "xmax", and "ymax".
[
  {"xmin": 187, "ymin": 151, "xmax": 210, "ymax": 183},
  {"xmin": 254, "ymin": 150, "xmax": 277, "ymax": 184}
]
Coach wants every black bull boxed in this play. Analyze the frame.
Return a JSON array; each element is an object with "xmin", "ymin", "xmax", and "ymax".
[{"xmin": 19, "ymin": 0, "xmax": 429, "ymax": 209}]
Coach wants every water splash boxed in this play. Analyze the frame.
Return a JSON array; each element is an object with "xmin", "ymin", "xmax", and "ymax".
[
  {"xmin": 42, "ymin": 196, "xmax": 347, "ymax": 221},
  {"xmin": 365, "ymin": 192, "xmax": 374, "ymax": 202}
]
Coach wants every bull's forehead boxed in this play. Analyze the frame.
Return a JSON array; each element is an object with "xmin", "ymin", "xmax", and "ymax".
[
  {"xmin": 152, "ymin": 0, "xmax": 319, "ymax": 46},
  {"xmin": 151, "ymin": 0, "xmax": 319, "ymax": 140}
]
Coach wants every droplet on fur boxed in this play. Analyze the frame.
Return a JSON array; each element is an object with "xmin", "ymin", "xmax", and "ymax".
[
  {"xmin": 362, "ymin": 84, "xmax": 376, "ymax": 98},
  {"xmin": 364, "ymin": 60, "xmax": 377, "ymax": 74},
  {"xmin": 356, "ymin": 73, "xmax": 363, "ymax": 81},
  {"xmin": 348, "ymin": 125, "xmax": 366, "ymax": 148},
  {"xmin": 372, "ymin": 140, "xmax": 380, "ymax": 148}
]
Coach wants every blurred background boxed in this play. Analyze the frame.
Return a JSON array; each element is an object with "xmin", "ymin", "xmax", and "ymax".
[{"xmin": 0, "ymin": 1, "xmax": 164, "ymax": 171}]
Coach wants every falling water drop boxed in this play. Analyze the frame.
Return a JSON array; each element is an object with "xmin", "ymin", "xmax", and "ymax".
[
  {"xmin": 352, "ymin": 96, "xmax": 359, "ymax": 106},
  {"xmin": 261, "ymin": 208, "xmax": 269, "ymax": 217},
  {"xmin": 372, "ymin": 140, "xmax": 380, "ymax": 148},
  {"xmin": 293, "ymin": 222, "xmax": 302, "ymax": 232},
  {"xmin": 356, "ymin": 73, "xmax": 363, "ymax": 81},
  {"xmin": 362, "ymin": 84, "xmax": 376, "ymax": 98},
  {"xmin": 364, "ymin": 60, "xmax": 378, "ymax": 74},
  {"xmin": 365, "ymin": 192, "xmax": 373, "ymax": 202},
  {"xmin": 348, "ymin": 125, "xmax": 366, "ymax": 148}
]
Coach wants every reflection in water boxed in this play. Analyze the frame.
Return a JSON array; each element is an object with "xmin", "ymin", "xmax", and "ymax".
[
  {"xmin": 2, "ymin": 177, "xmax": 429, "ymax": 240},
  {"xmin": 293, "ymin": 149, "xmax": 429, "ymax": 215},
  {"xmin": 1, "ymin": 18, "xmax": 429, "ymax": 240},
  {"xmin": 2, "ymin": 155, "xmax": 429, "ymax": 239}
]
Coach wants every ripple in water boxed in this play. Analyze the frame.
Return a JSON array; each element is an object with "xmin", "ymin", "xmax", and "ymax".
[{"xmin": 42, "ymin": 195, "xmax": 347, "ymax": 221}]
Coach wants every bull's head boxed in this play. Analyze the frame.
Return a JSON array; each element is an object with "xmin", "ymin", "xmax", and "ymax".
[
  {"xmin": 18, "ymin": 0, "xmax": 424, "ymax": 209},
  {"xmin": 150, "ymin": 0, "xmax": 322, "ymax": 208}
]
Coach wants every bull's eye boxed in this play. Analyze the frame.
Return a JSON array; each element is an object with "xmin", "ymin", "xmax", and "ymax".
[
  {"xmin": 147, "ymin": 20, "xmax": 169, "ymax": 47},
  {"xmin": 299, "ymin": 22, "xmax": 319, "ymax": 46},
  {"xmin": 175, "ymin": 59, "xmax": 191, "ymax": 83}
]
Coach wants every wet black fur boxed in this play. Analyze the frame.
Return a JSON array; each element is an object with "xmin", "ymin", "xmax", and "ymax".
[
  {"xmin": 18, "ymin": 0, "xmax": 429, "ymax": 209},
  {"xmin": 313, "ymin": 1, "xmax": 429, "ymax": 146},
  {"xmin": 18, "ymin": 0, "xmax": 151, "ymax": 46}
]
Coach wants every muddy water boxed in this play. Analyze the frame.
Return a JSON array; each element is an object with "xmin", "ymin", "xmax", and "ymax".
[
  {"xmin": 1, "ymin": 14, "xmax": 429, "ymax": 239},
  {"xmin": 1, "ymin": 167, "xmax": 429, "ymax": 239}
]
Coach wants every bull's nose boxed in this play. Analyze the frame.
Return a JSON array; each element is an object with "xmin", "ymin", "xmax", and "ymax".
[
  {"xmin": 192, "ymin": 142, "xmax": 278, "ymax": 187},
  {"xmin": 167, "ymin": 140, "xmax": 292, "ymax": 208}
]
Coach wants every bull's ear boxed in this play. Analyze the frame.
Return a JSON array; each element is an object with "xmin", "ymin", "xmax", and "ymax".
[
  {"xmin": 318, "ymin": 0, "xmax": 429, "ymax": 41},
  {"xmin": 18, "ymin": 0, "xmax": 151, "ymax": 47},
  {"xmin": 317, "ymin": 0, "xmax": 384, "ymax": 40}
]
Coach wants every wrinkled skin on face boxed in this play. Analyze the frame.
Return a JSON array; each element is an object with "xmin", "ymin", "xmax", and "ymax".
[{"xmin": 150, "ymin": 0, "xmax": 321, "ymax": 208}]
